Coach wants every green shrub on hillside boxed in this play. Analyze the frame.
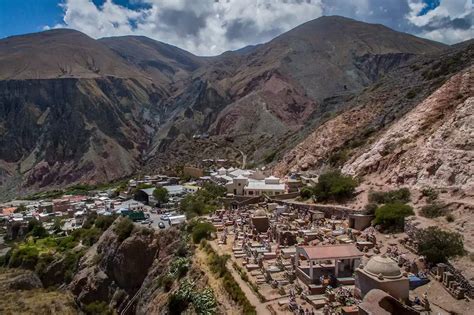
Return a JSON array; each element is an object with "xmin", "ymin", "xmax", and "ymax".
[
  {"xmin": 191, "ymin": 222, "xmax": 216, "ymax": 244},
  {"xmin": 420, "ymin": 203, "xmax": 447, "ymax": 218},
  {"xmin": 416, "ymin": 226, "xmax": 465, "ymax": 264},
  {"xmin": 313, "ymin": 170, "xmax": 357, "ymax": 202},
  {"xmin": 299, "ymin": 187, "xmax": 313, "ymax": 200},
  {"xmin": 373, "ymin": 202, "xmax": 414, "ymax": 231},
  {"xmin": 369, "ymin": 188, "xmax": 411, "ymax": 204},
  {"xmin": 114, "ymin": 218, "xmax": 134, "ymax": 242}
]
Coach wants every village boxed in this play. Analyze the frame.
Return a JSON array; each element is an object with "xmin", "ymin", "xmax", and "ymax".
[{"xmin": 0, "ymin": 160, "xmax": 472, "ymax": 315}]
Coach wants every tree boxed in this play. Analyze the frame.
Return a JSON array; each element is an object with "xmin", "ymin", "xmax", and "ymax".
[
  {"xmin": 192, "ymin": 222, "xmax": 216, "ymax": 243},
  {"xmin": 373, "ymin": 202, "xmax": 414, "ymax": 231},
  {"xmin": 416, "ymin": 227, "xmax": 465, "ymax": 264},
  {"xmin": 299, "ymin": 187, "xmax": 313, "ymax": 200},
  {"xmin": 153, "ymin": 187, "xmax": 169, "ymax": 204},
  {"xmin": 27, "ymin": 219, "xmax": 48, "ymax": 238},
  {"xmin": 313, "ymin": 170, "xmax": 357, "ymax": 202},
  {"xmin": 14, "ymin": 204, "xmax": 27, "ymax": 213}
]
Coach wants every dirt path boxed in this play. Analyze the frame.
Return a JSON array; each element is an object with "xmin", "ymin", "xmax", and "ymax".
[{"xmin": 209, "ymin": 241, "xmax": 272, "ymax": 315}]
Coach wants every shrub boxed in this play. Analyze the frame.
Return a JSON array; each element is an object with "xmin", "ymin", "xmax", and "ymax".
[
  {"xmin": 369, "ymin": 188, "xmax": 411, "ymax": 204},
  {"xmin": 170, "ymin": 257, "xmax": 190, "ymax": 278},
  {"xmin": 83, "ymin": 301, "xmax": 112, "ymax": 315},
  {"xmin": 71, "ymin": 227, "xmax": 102, "ymax": 246},
  {"xmin": 158, "ymin": 274, "xmax": 174, "ymax": 292},
  {"xmin": 153, "ymin": 187, "xmax": 169, "ymax": 204},
  {"xmin": 191, "ymin": 222, "xmax": 216, "ymax": 244},
  {"xmin": 364, "ymin": 203, "xmax": 378, "ymax": 215},
  {"xmin": 27, "ymin": 220, "xmax": 48, "ymax": 238},
  {"xmin": 313, "ymin": 170, "xmax": 357, "ymax": 202},
  {"xmin": 208, "ymin": 253, "xmax": 230, "ymax": 278},
  {"xmin": 420, "ymin": 203, "xmax": 447, "ymax": 218},
  {"xmin": 299, "ymin": 187, "xmax": 313, "ymax": 200},
  {"xmin": 416, "ymin": 227, "xmax": 465, "ymax": 264},
  {"xmin": 94, "ymin": 215, "xmax": 116, "ymax": 231},
  {"xmin": 446, "ymin": 214, "xmax": 455, "ymax": 222},
  {"xmin": 114, "ymin": 218, "xmax": 134, "ymax": 242},
  {"xmin": 8, "ymin": 246, "xmax": 39, "ymax": 269},
  {"xmin": 421, "ymin": 187, "xmax": 438, "ymax": 202},
  {"xmin": 373, "ymin": 202, "xmax": 414, "ymax": 231}
]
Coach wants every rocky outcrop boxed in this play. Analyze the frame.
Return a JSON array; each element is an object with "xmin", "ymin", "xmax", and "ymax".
[
  {"xmin": 274, "ymin": 43, "xmax": 473, "ymax": 180},
  {"xmin": 69, "ymin": 218, "xmax": 159, "ymax": 310},
  {"xmin": 1, "ymin": 270, "xmax": 43, "ymax": 290},
  {"xmin": 343, "ymin": 67, "xmax": 473, "ymax": 195}
]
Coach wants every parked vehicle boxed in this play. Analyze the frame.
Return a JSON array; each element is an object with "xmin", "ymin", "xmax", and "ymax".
[{"xmin": 158, "ymin": 222, "xmax": 166, "ymax": 229}]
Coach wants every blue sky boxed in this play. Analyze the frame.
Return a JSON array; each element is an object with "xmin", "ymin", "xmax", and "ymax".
[{"xmin": 0, "ymin": 0, "xmax": 471, "ymax": 55}]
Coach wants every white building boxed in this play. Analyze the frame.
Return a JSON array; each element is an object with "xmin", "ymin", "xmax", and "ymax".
[{"xmin": 226, "ymin": 174, "xmax": 286, "ymax": 197}]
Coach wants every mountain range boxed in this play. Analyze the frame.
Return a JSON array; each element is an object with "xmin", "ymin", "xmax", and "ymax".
[{"xmin": 0, "ymin": 16, "xmax": 472, "ymax": 199}]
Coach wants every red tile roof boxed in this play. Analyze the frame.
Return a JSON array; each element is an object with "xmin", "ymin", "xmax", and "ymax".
[{"xmin": 299, "ymin": 244, "xmax": 363, "ymax": 260}]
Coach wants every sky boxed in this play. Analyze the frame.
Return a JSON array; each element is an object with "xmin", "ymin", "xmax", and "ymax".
[{"xmin": 0, "ymin": 0, "xmax": 472, "ymax": 56}]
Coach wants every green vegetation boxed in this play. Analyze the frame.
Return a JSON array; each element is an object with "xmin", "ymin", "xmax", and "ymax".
[
  {"xmin": 299, "ymin": 186, "xmax": 313, "ymax": 200},
  {"xmin": 168, "ymin": 279, "xmax": 217, "ymax": 315},
  {"xmin": 113, "ymin": 218, "xmax": 134, "ymax": 242},
  {"xmin": 421, "ymin": 52, "xmax": 466, "ymax": 81},
  {"xmin": 263, "ymin": 151, "xmax": 277, "ymax": 164},
  {"xmin": 420, "ymin": 203, "xmax": 448, "ymax": 218},
  {"xmin": 180, "ymin": 183, "xmax": 226, "ymax": 218},
  {"xmin": 368, "ymin": 188, "xmax": 411, "ymax": 204},
  {"xmin": 153, "ymin": 186, "xmax": 169, "ymax": 204},
  {"xmin": 2, "ymin": 215, "xmax": 116, "ymax": 287},
  {"xmin": 170, "ymin": 257, "xmax": 190, "ymax": 279},
  {"xmin": 191, "ymin": 221, "xmax": 216, "ymax": 244},
  {"xmin": 421, "ymin": 186, "xmax": 438, "ymax": 202},
  {"xmin": 364, "ymin": 203, "xmax": 378, "ymax": 215},
  {"xmin": 405, "ymin": 87, "xmax": 421, "ymax": 99},
  {"xmin": 27, "ymin": 220, "xmax": 48, "ymax": 238},
  {"xmin": 416, "ymin": 226, "xmax": 465, "ymax": 264},
  {"xmin": 14, "ymin": 204, "xmax": 27, "ymax": 213},
  {"xmin": 201, "ymin": 242, "xmax": 256, "ymax": 314},
  {"xmin": 83, "ymin": 301, "xmax": 112, "ymax": 315},
  {"xmin": 373, "ymin": 202, "xmax": 414, "ymax": 231},
  {"xmin": 313, "ymin": 170, "xmax": 358, "ymax": 202}
]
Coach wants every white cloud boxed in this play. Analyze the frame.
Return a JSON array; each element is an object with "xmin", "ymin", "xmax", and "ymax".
[
  {"xmin": 406, "ymin": 0, "xmax": 472, "ymax": 44},
  {"xmin": 49, "ymin": 0, "xmax": 472, "ymax": 55},
  {"xmin": 53, "ymin": 0, "xmax": 324, "ymax": 55}
]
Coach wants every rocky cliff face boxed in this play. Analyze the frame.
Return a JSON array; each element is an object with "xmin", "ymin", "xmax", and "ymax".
[
  {"xmin": 69, "ymin": 218, "xmax": 160, "ymax": 311},
  {"xmin": 343, "ymin": 67, "xmax": 473, "ymax": 194},
  {"xmin": 274, "ymin": 43, "xmax": 473, "ymax": 192}
]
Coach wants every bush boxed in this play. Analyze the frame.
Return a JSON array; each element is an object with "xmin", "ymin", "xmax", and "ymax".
[
  {"xmin": 299, "ymin": 187, "xmax": 313, "ymax": 200},
  {"xmin": 446, "ymin": 214, "xmax": 455, "ymax": 222},
  {"xmin": 95, "ymin": 215, "xmax": 116, "ymax": 231},
  {"xmin": 170, "ymin": 257, "xmax": 190, "ymax": 278},
  {"xmin": 153, "ymin": 187, "xmax": 169, "ymax": 204},
  {"xmin": 421, "ymin": 187, "xmax": 438, "ymax": 202},
  {"xmin": 27, "ymin": 220, "xmax": 48, "ymax": 238},
  {"xmin": 71, "ymin": 228, "xmax": 102, "ymax": 246},
  {"xmin": 416, "ymin": 227, "xmax": 465, "ymax": 264},
  {"xmin": 191, "ymin": 222, "xmax": 216, "ymax": 244},
  {"xmin": 83, "ymin": 301, "xmax": 112, "ymax": 315},
  {"xmin": 8, "ymin": 246, "xmax": 39, "ymax": 269},
  {"xmin": 364, "ymin": 203, "xmax": 378, "ymax": 215},
  {"xmin": 420, "ymin": 203, "xmax": 447, "ymax": 218},
  {"xmin": 114, "ymin": 218, "xmax": 134, "ymax": 242},
  {"xmin": 373, "ymin": 202, "xmax": 414, "ymax": 231},
  {"xmin": 369, "ymin": 188, "xmax": 411, "ymax": 204},
  {"xmin": 313, "ymin": 170, "xmax": 357, "ymax": 202}
]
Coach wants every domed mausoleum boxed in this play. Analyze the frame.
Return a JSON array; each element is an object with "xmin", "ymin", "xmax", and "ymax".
[{"xmin": 355, "ymin": 255, "xmax": 409, "ymax": 301}]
